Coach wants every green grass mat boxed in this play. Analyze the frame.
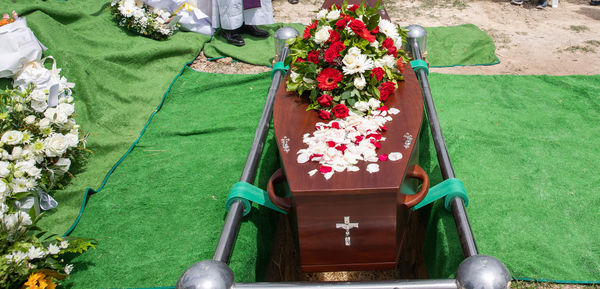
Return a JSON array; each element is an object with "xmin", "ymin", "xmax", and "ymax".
[
  {"xmin": 425, "ymin": 24, "xmax": 499, "ymax": 68},
  {"xmin": 0, "ymin": 0, "xmax": 210, "ymax": 236},
  {"xmin": 203, "ymin": 23, "xmax": 498, "ymax": 68},
  {"xmin": 203, "ymin": 23, "xmax": 306, "ymax": 66},
  {"xmin": 65, "ymin": 68, "xmax": 280, "ymax": 288},
  {"xmin": 421, "ymin": 73, "xmax": 600, "ymax": 282}
]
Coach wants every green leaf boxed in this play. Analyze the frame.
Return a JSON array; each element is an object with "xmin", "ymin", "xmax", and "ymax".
[{"xmin": 341, "ymin": 90, "xmax": 351, "ymax": 99}]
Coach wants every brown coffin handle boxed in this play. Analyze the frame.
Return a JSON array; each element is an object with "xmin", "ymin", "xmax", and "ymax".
[
  {"xmin": 401, "ymin": 164, "xmax": 430, "ymax": 208},
  {"xmin": 267, "ymin": 168, "xmax": 292, "ymax": 212}
]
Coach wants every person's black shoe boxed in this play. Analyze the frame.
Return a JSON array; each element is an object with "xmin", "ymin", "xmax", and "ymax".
[
  {"xmin": 240, "ymin": 24, "xmax": 269, "ymax": 38},
  {"xmin": 222, "ymin": 29, "xmax": 245, "ymax": 46},
  {"xmin": 288, "ymin": 0, "xmax": 299, "ymax": 4},
  {"xmin": 591, "ymin": 0, "xmax": 600, "ymax": 5}
]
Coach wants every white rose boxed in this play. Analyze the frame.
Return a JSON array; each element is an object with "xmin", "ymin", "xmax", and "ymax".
[
  {"xmin": 316, "ymin": 9, "xmax": 328, "ymax": 19},
  {"xmin": 44, "ymin": 108, "xmax": 68, "ymax": 124},
  {"xmin": 31, "ymin": 100, "xmax": 48, "ymax": 113},
  {"xmin": 353, "ymin": 75, "xmax": 366, "ymax": 90},
  {"xmin": 1, "ymin": 131, "xmax": 23, "ymax": 145},
  {"xmin": 54, "ymin": 158, "xmax": 71, "ymax": 174},
  {"xmin": 0, "ymin": 161, "xmax": 10, "ymax": 178},
  {"xmin": 24, "ymin": 115, "xmax": 36, "ymax": 125},
  {"xmin": 56, "ymin": 103, "xmax": 75, "ymax": 116},
  {"xmin": 367, "ymin": 98, "xmax": 381, "ymax": 109},
  {"xmin": 65, "ymin": 133, "xmax": 79, "ymax": 147},
  {"xmin": 353, "ymin": 101, "xmax": 370, "ymax": 112},
  {"xmin": 30, "ymin": 90, "xmax": 47, "ymax": 102},
  {"xmin": 11, "ymin": 147, "xmax": 23, "ymax": 161},
  {"xmin": 326, "ymin": 10, "xmax": 340, "ymax": 20},
  {"xmin": 38, "ymin": 118, "xmax": 51, "ymax": 129},
  {"xmin": 45, "ymin": 133, "xmax": 69, "ymax": 157},
  {"xmin": 14, "ymin": 103, "xmax": 24, "ymax": 112},
  {"xmin": 347, "ymin": 47, "xmax": 362, "ymax": 57},
  {"xmin": 314, "ymin": 26, "xmax": 331, "ymax": 45},
  {"xmin": 382, "ymin": 54, "xmax": 396, "ymax": 68}
]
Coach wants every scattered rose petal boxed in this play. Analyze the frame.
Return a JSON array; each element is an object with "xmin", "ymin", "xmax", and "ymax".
[
  {"xmin": 320, "ymin": 165, "xmax": 333, "ymax": 174},
  {"xmin": 308, "ymin": 169, "xmax": 318, "ymax": 176},
  {"xmin": 297, "ymin": 153, "xmax": 310, "ymax": 163},
  {"xmin": 388, "ymin": 108, "xmax": 400, "ymax": 115},
  {"xmin": 324, "ymin": 171, "xmax": 334, "ymax": 180},
  {"xmin": 330, "ymin": 122, "xmax": 340, "ymax": 129},
  {"xmin": 366, "ymin": 163, "xmax": 380, "ymax": 173},
  {"xmin": 379, "ymin": 154, "xmax": 388, "ymax": 161},
  {"xmin": 327, "ymin": 141, "xmax": 336, "ymax": 147},
  {"xmin": 388, "ymin": 152, "xmax": 403, "ymax": 161}
]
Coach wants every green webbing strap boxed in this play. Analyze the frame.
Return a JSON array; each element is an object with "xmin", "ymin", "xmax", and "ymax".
[
  {"xmin": 271, "ymin": 61, "xmax": 289, "ymax": 79},
  {"xmin": 226, "ymin": 182, "xmax": 287, "ymax": 216},
  {"xmin": 413, "ymin": 178, "xmax": 469, "ymax": 211},
  {"xmin": 410, "ymin": 59, "xmax": 429, "ymax": 76}
]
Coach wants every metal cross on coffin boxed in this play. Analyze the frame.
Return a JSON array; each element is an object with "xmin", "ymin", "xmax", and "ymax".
[{"xmin": 335, "ymin": 216, "xmax": 359, "ymax": 246}]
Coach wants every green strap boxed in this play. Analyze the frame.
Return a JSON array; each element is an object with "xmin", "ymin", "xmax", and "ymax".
[
  {"xmin": 226, "ymin": 182, "xmax": 287, "ymax": 216},
  {"xmin": 410, "ymin": 59, "xmax": 429, "ymax": 76},
  {"xmin": 271, "ymin": 61, "xmax": 289, "ymax": 79},
  {"xmin": 413, "ymin": 178, "xmax": 469, "ymax": 211}
]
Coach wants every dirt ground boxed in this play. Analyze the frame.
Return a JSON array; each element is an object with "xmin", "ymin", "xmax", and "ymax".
[{"xmin": 191, "ymin": 0, "xmax": 600, "ymax": 76}]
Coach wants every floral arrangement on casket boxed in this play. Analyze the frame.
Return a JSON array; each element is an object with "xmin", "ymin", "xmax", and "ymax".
[
  {"xmin": 110, "ymin": 0, "xmax": 179, "ymax": 40},
  {"xmin": 284, "ymin": 1, "xmax": 410, "ymax": 179},
  {"xmin": 0, "ymin": 57, "xmax": 94, "ymax": 289}
]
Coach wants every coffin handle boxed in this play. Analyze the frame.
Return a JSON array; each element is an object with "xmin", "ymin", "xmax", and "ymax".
[
  {"xmin": 267, "ymin": 168, "xmax": 292, "ymax": 212},
  {"xmin": 402, "ymin": 164, "xmax": 430, "ymax": 208}
]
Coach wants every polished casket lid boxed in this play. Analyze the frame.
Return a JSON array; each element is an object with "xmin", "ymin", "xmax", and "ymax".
[{"xmin": 272, "ymin": 63, "xmax": 423, "ymax": 195}]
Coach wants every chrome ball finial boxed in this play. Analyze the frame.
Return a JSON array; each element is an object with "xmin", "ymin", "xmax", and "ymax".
[
  {"xmin": 176, "ymin": 260, "xmax": 234, "ymax": 289},
  {"xmin": 405, "ymin": 24, "xmax": 427, "ymax": 57},
  {"xmin": 274, "ymin": 26, "xmax": 299, "ymax": 41},
  {"xmin": 456, "ymin": 255, "xmax": 512, "ymax": 289}
]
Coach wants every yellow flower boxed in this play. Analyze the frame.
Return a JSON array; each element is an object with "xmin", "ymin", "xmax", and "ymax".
[{"xmin": 23, "ymin": 272, "xmax": 57, "ymax": 289}]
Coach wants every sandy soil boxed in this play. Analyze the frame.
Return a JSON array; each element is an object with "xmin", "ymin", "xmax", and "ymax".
[{"xmin": 191, "ymin": 0, "xmax": 600, "ymax": 76}]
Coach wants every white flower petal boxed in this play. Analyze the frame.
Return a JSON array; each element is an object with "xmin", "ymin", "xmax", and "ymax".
[
  {"xmin": 308, "ymin": 169, "xmax": 318, "ymax": 176},
  {"xmin": 388, "ymin": 152, "xmax": 403, "ymax": 161},
  {"xmin": 366, "ymin": 163, "xmax": 380, "ymax": 173}
]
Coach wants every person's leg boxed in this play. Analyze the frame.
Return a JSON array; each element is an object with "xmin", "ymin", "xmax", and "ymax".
[
  {"xmin": 536, "ymin": 0, "xmax": 548, "ymax": 9},
  {"xmin": 216, "ymin": 0, "xmax": 245, "ymax": 45},
  {"xmin": 241, "ymin": 0, "xmax": 273, "ymax": 37}
]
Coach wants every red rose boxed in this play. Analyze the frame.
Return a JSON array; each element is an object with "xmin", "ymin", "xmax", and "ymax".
[
  {"xmin": 318, "ymin": 110, "xmax": 331, "ymax": 120},
  {"xmin": 335, "ymin": 19, "xmax": 347, "ymax": 30},
  {"xmin": 387, "ymin": 45, "xmax": 397, "ymax": 58},
  {"xmin": 332, "ymin": 103, "xmax": 349, "ymax": 119},
  {"xmin": 295, "ymin": 58, "xmax": 306, "ymax": 63},
  {"xmin": 317, "ymin": 68, "xmax": 343, "ymax": 90},
  {"xmin": 371, "ymin": 26, "xmax": 380, "ymax": 34},
  {"xmin": 378, "ymin": 81, "xmax": 396, "ymax": 101},
  {"xmin": 348, "ymin": 4, "xmax": 359, "ymax": 12},
  {"xmin": 349, "ymin": 19, "xmax": 366, "ymax": 33},
  {"xmin": 317, "ymin": 94, "xmax": 333, "ymax": 107},
  {"xmin": 307, "ymin": 50, "xmax": 320, "ymax": 64},
  {"xmin": 324, "ymin": 41, "xmax": 345, "ymax": 63},
  {"xmin": 371, "ymin": 67, "xmax": 385, "ymax": 81},
  {"xmin": 382, "ymin": 38, "xmax": 394, "ymax": 50},
  {"xmin": 328, "ymin": 29, "xmax": 340, "ymax": 43}
]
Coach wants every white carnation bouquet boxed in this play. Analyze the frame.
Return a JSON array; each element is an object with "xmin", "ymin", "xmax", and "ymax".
[{"xmin": 110, "ymin": 0, "xmax": 179, "ymax": 40}]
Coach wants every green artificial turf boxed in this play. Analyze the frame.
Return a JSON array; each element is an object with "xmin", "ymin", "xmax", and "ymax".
[
  {"xmin": 422, "ymin": 73, "xmax": 600, "ymax": 283},
  {"xmin": 425, "ymin": 24, "xmax": 499, "ymax": 67},
  {"xmin": 64, "ymin": 68, "xmax": 280, "ymax": 288},
  {"xmin": 203, "ymin": 23, "xmax": 498, "ymax": 68},
  {"xmin": 0, "ymin": 0, "xmax": 210, "ymax": 236}
]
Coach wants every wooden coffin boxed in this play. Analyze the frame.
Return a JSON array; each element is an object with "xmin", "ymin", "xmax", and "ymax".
[{"xmin": 267, "ymin": 0, "xmax": 428, "ymax": 273}]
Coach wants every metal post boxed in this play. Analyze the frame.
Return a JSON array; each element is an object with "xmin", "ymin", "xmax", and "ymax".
[{"xmin": 406, "ymin": 26, "xmax": 479, "ymax": 258}]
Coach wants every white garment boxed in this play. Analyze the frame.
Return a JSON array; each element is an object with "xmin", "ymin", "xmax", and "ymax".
[
  {"xmin": 210, "ymin": 0, "xmax": 273, "ymax": 30},
  {"xmin": 0, "ymin": 18, "xmax": 46, "ymax": 78},
  {"xmin": 143, "ymin": 0, "xmax": 214, "ymax": 35}
]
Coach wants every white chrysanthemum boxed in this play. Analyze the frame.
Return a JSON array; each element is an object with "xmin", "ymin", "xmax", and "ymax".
[
  {"xmin": 3, "ymin": 211, "xmax": 32, "ymax": 229},
  {"xmin": 342, "ymin": 53, "xmax": 374, "ymax": 75},
  {"xmin": 0, "ymin": 161, "xmax": 10, "ymax": 178},
  {"xmin": 10, "ymin": 177, "xmax": 29, "ymax": 193},
  {"xmin": 314, "ymin": 26, "xmax": 331, "ymax": 45},
  {"xmin": 119, "ymin": 2, "xmax": 135, "ymax": 17},
  {"xmin": 316, "ymin": 9, "xmax": 328, "ymax": 19},
  {"xmin": 27, "ymin": 246, "xmax": 46, "ymax": 260},
  {"xmin": 326, "ymin": 10, "xmax": 340, "ymax": 20},
  {"xmin": 4, "ymin": 251, "xmax": 28, "ymax": 264},
  {"xmin": 44, "ymin": 133, "xmax": 69, "ymax": 157},
  {"xmin": 48, "ymin": 243, "xmax": 60, "ymax": 255},
  {"xmin": 378, "ymin": 19, "xmax": 399, "ymax": 39},
  {"xmin": 1, "ymin": 131, "xmax": 23, "ymax": 145},
  {"xmin": 353, "ymin": 74, "xmax": 366, "ymax": 90}
]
